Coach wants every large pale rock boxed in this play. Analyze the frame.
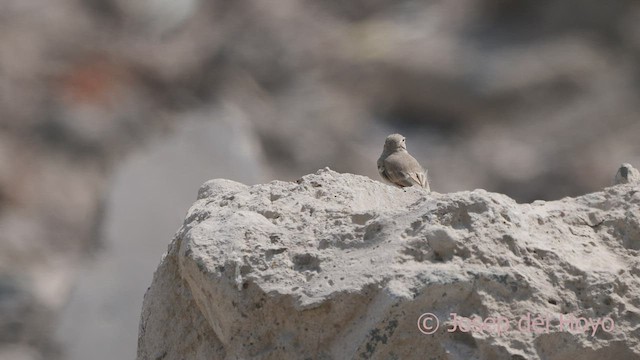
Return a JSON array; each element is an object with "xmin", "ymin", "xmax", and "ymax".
[{"xmin": 137, "ymin": 168, "xmax": 640, "ymax": 360}]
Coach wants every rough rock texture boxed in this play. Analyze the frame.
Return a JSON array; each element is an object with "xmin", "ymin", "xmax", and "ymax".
[
  {"xmin": 615, "ymin": 163, "xmax": 640, "ymax": 185},
  {"xmin": 137, "ymin": 169, "xmax": 640, "ymax": 360}
]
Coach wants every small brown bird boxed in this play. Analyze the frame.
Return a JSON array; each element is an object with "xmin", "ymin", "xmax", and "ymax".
[{"xmin": 377, "ymin": 133, "xmax": 430, "ymax": 191}]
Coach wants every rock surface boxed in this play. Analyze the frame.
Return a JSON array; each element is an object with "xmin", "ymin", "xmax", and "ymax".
[
  {"xmin": 615, "ymin": 163, "xmax": 640, "ymax": 185},
  {"xmin": 137, "ymin": 169, "xmax": 640, "ymax": 360}
]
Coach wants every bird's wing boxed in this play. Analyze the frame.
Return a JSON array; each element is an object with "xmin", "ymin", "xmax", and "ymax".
[
  {"xmin": 385, "ymin": 152, "xmax": 428, "ymax": 188},
  {"xmin": 377, "ymin": 157, "xmax": 385, "ymax": 174},
  {"xmin": 410, "ymin": 171, "xmax": 427, "ymax": 188},
  {"xmin": 377, "ymin": 157, "xmax": 394, "ymax": 185},
  {"xmin": 379, "ymin": 166, "xmax": 395, "ymax": 185},
  {"xmin": 383, "ymin": 155, "xmax": 414, "ymax": 187}
]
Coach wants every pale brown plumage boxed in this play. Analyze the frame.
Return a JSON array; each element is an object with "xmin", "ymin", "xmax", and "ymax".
[{"xmin": 377, "ymin": 134, "xmax": 430, "ymax": 191}]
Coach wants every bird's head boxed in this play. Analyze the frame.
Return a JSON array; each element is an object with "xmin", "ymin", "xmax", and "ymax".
[{"xmin": 384, "ymin": 133, "xmax": 407, "ymax": 152}]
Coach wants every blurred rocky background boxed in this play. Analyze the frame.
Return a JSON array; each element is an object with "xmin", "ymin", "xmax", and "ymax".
[{"xmin": 0, "ymin": 0, "xmax": 639, "ymax": 359}]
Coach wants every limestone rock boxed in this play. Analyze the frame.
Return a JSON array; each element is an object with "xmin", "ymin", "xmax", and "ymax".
[
  {"xmin": 614, "ymin": 163, "xmax": 640, "ymax": 185},
  {"xmin": 137, "ymin": 169, "xmax": 640, "ymax": 360}
]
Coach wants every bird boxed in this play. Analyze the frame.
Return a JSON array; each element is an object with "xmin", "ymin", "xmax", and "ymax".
[
  {"xmin": 614, "ymin": 163, "xmax": 640, "ymax": 185},
  {"xmin": 377, "ymin": 133, "xmax": 430, "ymax": 191}
]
